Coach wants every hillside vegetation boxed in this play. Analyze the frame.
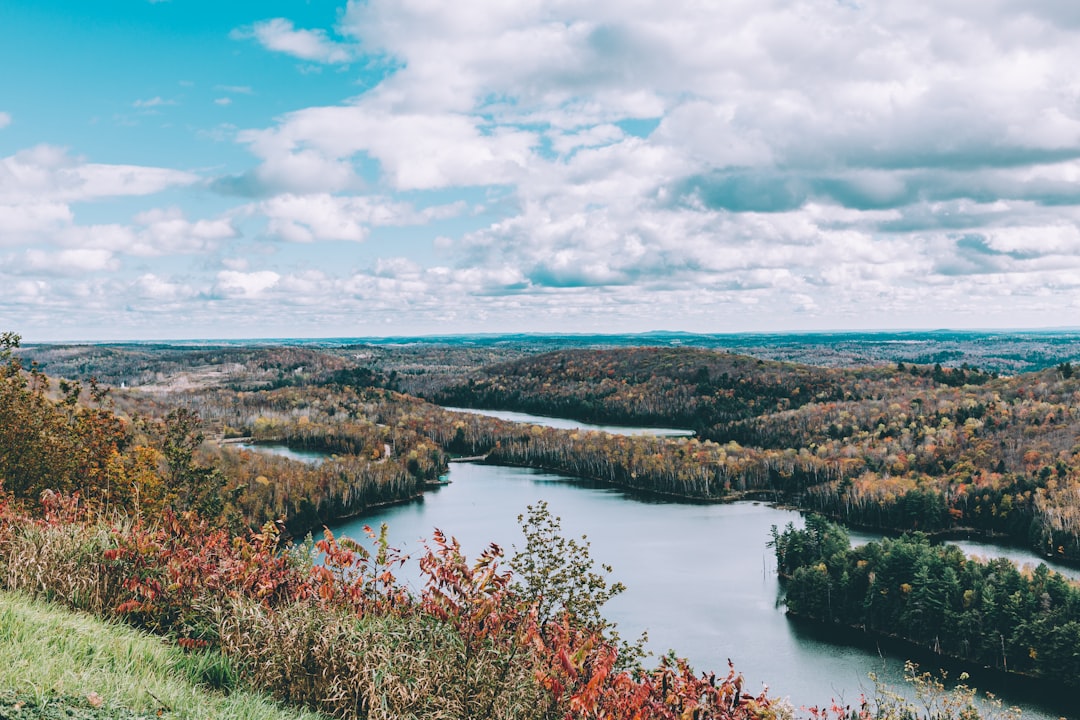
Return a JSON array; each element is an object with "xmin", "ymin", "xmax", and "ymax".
[
  {"xmin": 15, "ymin": 332, "xmax": 1080, "ymax": 563},
  {"xmin": 432, "ymin": 347, "xmax": 1080, "ymax": 563},
  {"xmin": 433, "ymin": 347, "xmax": 859, "ymax": 432}
]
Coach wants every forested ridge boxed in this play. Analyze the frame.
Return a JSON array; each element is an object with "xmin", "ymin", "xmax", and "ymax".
[
  {"xmin": 12, "ymin": 335, "xmax": 1080, "ymax": 563},
  {"xmin": 431, "ymin": 347, "xmax": 1080, "ymax": 564},
  {"xmin": 433, "ymin": 346, "xmax": 859, "ymax": 432},
  {"xmin": 0, "ymin": 333, "xmax": 445, "ymax": 537}
]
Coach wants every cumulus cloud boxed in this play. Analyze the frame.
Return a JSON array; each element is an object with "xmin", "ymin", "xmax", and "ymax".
[
  {"xmin": 255, "ymin": 193, "xmax": 466, "ymax": 242},
  {"xmin": 3, "ymin": 203, "xmax": 238, "ymax": 264},
  {"xmin": 215, "ymin": 270, "xmax": 281, "ymax": 299},
  {"xmin": 133, "ymin": 273, "xmax": 196, "ymax": 301},
  {"xmin": 400, "ymin": 1, "xmax": 1076, "ymax": 325},
  {"xmin": 125, "ymin": 207, "xmax": 239, "ymax": 256},
  {"xmin": 232, "ymin": 18, "xmax": 353, "ymax": 64},
  {"xmin": 14, "ymin": 0, "xmax": 1080, "ymax": 337},
  {"xmin": 228, "ymin": 107, "xmax": 538, "ymax": 194},
  {"xmin": 0, "ymin": 202, "xmax": 72, "ymax": 241},
  {"xmin": 0, "ymin": 145, "xmax": 198, "ymax": 205},
  {"xmin": 0, "ymin": 146, "xmax": 220, "ymax": 290},
  {"xmin": 20, "ymin": 248, "xmax": 119, "ymax": 275},
  {"xmin": 332, "ymin": 1, "xmax": 1080, "ymax": 175}
]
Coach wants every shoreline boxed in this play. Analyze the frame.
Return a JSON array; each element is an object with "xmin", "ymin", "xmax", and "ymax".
[{"xmin": 784, "ymin": 613, "xmax": 1076, "ymax": 717}]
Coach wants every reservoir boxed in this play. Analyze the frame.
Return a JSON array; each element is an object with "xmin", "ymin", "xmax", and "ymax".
[{"xmin": 331, "ymin": 461, "xmax": 1067, "ymax": 719}]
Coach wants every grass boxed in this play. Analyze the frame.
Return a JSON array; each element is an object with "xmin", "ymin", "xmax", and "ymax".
[{"xmin": 0, "ymin": 591, "xmax": 329, "ymax": 720}]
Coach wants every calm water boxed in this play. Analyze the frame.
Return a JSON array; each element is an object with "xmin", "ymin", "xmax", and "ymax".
[
  {"xmin": 949, "ymin": 538, "xmax": 1080, "ymax": 582},
  {"xmin": 442, "ymin": 406, "xmax": 695, "ymax": 437},
  {"xmin": 330, "ymin": 462, "xmax": 1067, "ymax": 719},
  {"xmin": 235, "ymin": 442, "xmax": 328, "ymax": 465}
]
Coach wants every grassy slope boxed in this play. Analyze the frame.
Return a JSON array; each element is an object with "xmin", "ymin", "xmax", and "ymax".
[{"xmin": 0, "ymin": 591, "xmax": 328, "ymax": 720}]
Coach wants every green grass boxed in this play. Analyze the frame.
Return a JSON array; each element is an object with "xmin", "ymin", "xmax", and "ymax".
[{"xmin": 0, "ymin": 591, "xmax": 329, "ymax": 720}]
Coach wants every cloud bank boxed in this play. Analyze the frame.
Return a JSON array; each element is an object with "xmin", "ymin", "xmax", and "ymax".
[{"xmin": 5, "ymin": 0, "xmax": 1080, "ymax": 338}]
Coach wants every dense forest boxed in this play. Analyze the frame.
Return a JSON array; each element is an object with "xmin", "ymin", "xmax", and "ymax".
[
  {"xmin": 22, "ymin": 330, "xmax": 1080, "ymax": 388},
  {"xmin": 433, "ymin": 347, "xmax": 859, "ymax": 432},
  {"xmin": 772, "ymin": 517, "xmax": 1080, "ymax": 689}
]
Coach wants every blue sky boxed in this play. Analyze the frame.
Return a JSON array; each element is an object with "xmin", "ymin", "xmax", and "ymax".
[{"xmin": 3, "ymin": 0, "xmax": 1080, "ymax": 340}]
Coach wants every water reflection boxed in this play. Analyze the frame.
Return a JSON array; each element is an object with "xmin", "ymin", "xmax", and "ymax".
[
  {"xmin": 233, "ymin": 442, "xmax": 327, "ymax": 465},
  {"xmin": 442, "ymin": 406, "xmax": 695, "ymax": 437}
]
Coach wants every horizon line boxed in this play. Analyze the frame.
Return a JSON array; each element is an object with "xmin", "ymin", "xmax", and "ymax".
[{"xmin": 17, "ymin": 326, "xmax": 1080, "ymax": 345}]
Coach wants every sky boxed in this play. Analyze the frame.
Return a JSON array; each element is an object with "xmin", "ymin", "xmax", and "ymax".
[{"xmin": 3, "ymin": 0, "xmax": 1080, "ymax": 341}]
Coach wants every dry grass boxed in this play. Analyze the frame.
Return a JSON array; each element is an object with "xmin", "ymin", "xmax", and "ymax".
[{"xmin": 214, "ymin": 595, "xmax": 545, "ymax": 719}]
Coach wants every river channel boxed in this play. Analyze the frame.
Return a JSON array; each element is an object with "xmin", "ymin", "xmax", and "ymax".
[{"xmin": 243, "ymin": 408, "xmax": 1072, "ymax": 718}]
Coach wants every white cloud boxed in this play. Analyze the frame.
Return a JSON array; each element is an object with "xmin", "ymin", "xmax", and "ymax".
[
  {"xmin": 233, "ymin": 18, "xmax": 352, "ymax": 64},
  {"xmin": 215, "ymin": 270, "xmax": 281, "ymax": 298},
  {"xmin": 133, "ymin": 273, "xmax": 195, "ymax": 301},
  {"xmin": 328, "ymin": 0, "xmax": 1080, "ymax": 176},
  {"xmin": 0, "ymin": 147, "xmax": 216, "ymax": 278},
  {"xmin": 236, "ymin": 106, "xmax": 538, "ymax": 193},
  {"xmin": 0, "ymin": 145, "xmax": 198, "ymax": 204},
  {"xmin": 19, "ymin": 211, "xmax": 234, "ymax": 261},
  {"xmin": 21, "ymin": 248, "xmax": 118, "ymax": 275},
  {"xmin": 127, "ymin": 207, "xmax": 239, "ymax": 256},
  {"xmin": 0, "ymin": 202, "xmax": 72, "ymax": 241},
  {"xmin": 549, "ymin": 124, "xmax": 625, "ymax": 156},
  {"xmin": 0, "ymin": 112, "xmax": 11, "ymax": 129},
  {"xmin": 133, "ymin": 96, "xmax": 176, "ymax": 109},
  {"xmin": 256, "ymin": 192, "xmax": 467, "ymax": 242},
  {"xmin": 214, "ymin": 97, "xmax": 232, "ymax": 106},
  {"xmin": 261, "ymin": 193, "xmax": 372, "ymax": 242}
]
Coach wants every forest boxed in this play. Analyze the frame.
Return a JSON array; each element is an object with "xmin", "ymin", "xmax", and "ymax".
[{"xmin": 772, "ymin": 517, "xmax": 1080, "ymax": 689}]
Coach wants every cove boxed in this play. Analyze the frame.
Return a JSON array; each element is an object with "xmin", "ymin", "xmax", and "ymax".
[
  {"xmin": 331, "ymin": 461, "xmax": 1066, "ymax": 719},
  {"xmin": 442, "ymin": 406, "xmax": 695, "ymax": 437},
  {"xmin": 234, "ymin": 442, "xmax": 327, "ymax": 465}
]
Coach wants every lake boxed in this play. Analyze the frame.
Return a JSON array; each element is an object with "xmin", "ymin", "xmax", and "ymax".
[
  {"xmin": 442, "ymin": 406, "xmax": 695, "ymax": 437},
  {"xmin": 234, "ymin": 442, "xmax": 328, "ymax": 465},
  {"xmin": 331, "ymin": 461, "xmax": 1068, "ymax": 719}
]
